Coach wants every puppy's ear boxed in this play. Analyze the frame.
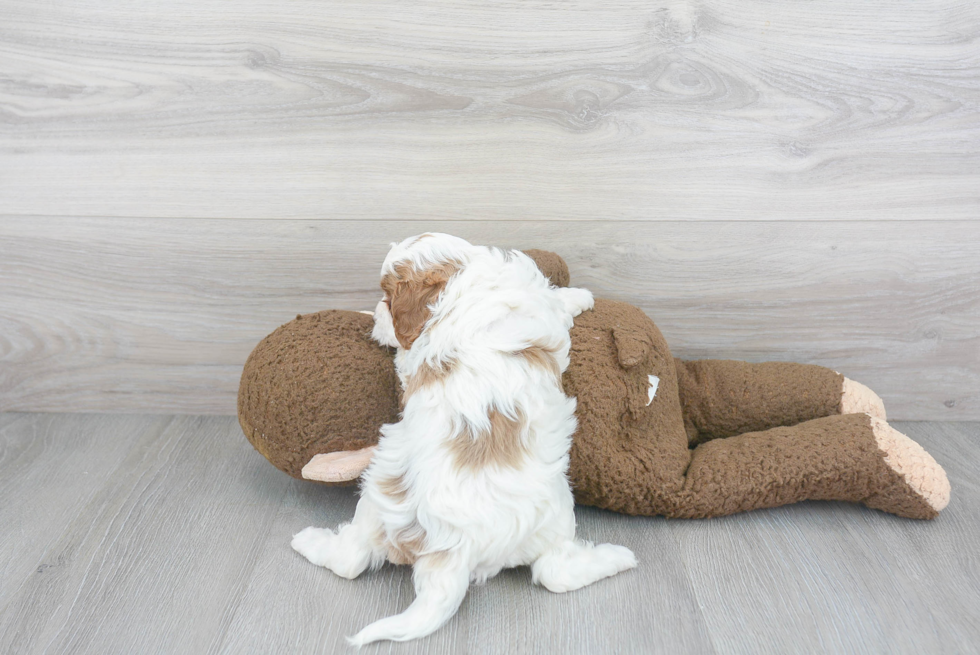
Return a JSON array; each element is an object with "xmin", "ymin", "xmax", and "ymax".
[{"xmin": 382, "ymin": 264, "xmax": 456, "ymax": 349}]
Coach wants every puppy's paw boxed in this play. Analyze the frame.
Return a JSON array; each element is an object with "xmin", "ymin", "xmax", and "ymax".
[
  {"xmin": 559, "ymin": 287, "xmax": 594, "ymax": 317},
  {"xmin": 291, "ymin": 526, "xmax": 337, "ymax": 567},
  {"xmin": 594, "ymin": 543, "xmax": 638, "ymax": 574},
  {"xmin": 533, "ymin": 540, "xmax": 637, "ymax": 593}
]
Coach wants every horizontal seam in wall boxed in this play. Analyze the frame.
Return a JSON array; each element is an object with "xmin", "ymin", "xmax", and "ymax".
[{"xmin": 2, "ymin": 214, "xmax": 979, "ymax": 224}]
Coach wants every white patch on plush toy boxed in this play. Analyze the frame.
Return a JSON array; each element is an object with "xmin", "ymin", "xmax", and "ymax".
[{"xmin": 647, "ymin": 375, "xmax": 659, "ymax": 406}]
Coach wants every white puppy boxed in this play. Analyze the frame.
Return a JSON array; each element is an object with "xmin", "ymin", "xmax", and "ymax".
[{"xmin": 292, "ymin": 233, "xmax": 637, "ymax": 646}]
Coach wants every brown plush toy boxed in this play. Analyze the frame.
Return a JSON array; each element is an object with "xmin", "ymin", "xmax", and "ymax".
[{"xmin": 238, "ymin": 251, "xmax": 950, "ymax": 520}]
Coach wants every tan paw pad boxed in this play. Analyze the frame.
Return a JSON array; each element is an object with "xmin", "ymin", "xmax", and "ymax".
[
  {"xmin": 870, "ymin": 417, "xmax": 950, "ymax": 513},
  {"xmin": 302, "ymin": 446, "xmax": 377, "ymax": 482},
  {"xmin": 841, "ymin": 378, "xmax": 887, "ymax": 420}
]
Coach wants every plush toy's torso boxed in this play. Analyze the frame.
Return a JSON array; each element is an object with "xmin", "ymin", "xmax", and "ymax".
[{"xmin": 563, "ymin": 298, "xmax": 690, "ymax": 515}]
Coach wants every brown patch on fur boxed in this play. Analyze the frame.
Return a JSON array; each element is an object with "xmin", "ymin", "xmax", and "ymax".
[
  {"xmin": 516, "ymin": 344, "xmax": 562, "ymax": 388},
  {"xmin": 376, "ymin": 474, "xmax": 408, "ymax": 502},
  {"xmin": 423, "ymin": 550, "xmax": 450, "ymax": 567},
  {"xmin": 403, "ymin": 359, "xmax": 455, "ymax": 401},
  {"xmin": 386, "ymin": 521, "xmax": 427, "ymax": 565},
  {"xmin": 450, "ymin": 408, "xmax": 529, "ymax": 471},
  {"xmin": 380, "ymin": 261, "xmax": 460, "ymax": 350},
  {"xmin": 375, "ymin": 472, "xmax": 428, "ymax": 564}
]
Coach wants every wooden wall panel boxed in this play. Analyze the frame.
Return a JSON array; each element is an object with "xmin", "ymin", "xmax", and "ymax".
[
  {"xmin": 1, "ymin": 1, "xmax": 977, "ymax": 418},
  {"xmin": 0, "ymin": 0, "xmax": 977, "ymax": 221},
  {"xmin": 1, "ymin": 217, "xmax": 976, "ymax": 419}
]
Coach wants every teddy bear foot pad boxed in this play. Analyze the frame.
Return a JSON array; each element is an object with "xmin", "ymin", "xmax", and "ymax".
[{"xmin": 866, "ymin": 417, "xmax": 950, "ymax": 518}]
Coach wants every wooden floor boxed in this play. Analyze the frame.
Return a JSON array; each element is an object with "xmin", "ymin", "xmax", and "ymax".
[{"xmin": 0, "ymin": 413, "xmax": 977, "ymax": 654}]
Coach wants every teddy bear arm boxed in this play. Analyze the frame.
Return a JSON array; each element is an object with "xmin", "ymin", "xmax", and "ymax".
[{"xmin": 674, "ymin": 358, "xmax": 858, "ymax": 446}]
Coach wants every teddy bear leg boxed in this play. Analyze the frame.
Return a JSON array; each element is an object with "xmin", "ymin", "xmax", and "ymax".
[
  {"xmin": 674, "ymin": 359, "xmax": 884, "ymax": 446},
  {"xmin": 669, "ymin": 413, "xmax": 949, "ymax": 520}
]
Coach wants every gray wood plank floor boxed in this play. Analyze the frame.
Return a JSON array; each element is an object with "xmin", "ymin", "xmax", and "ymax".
[{"xmin": 0, "ymin": 413, "xmax": 977, "ymax": 654}]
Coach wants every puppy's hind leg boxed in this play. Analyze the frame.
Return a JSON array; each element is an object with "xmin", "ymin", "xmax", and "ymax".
[
  {"xmin": 347, "ymin": 549, "xmax": 470, "ymax": 646},
  {"xmin": 532, "ymin": 539, "xmax": 637, "ymax": 593},
  {"xmin": 291, "ymin": 496, "xmax": 386, "ymax": 579}
]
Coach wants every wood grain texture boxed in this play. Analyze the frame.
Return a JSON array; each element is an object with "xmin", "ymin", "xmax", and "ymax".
[
  {"xmin": 218, "ymin": 481, "xmax": 716, "ymax": 655},
  {"xmin": 0, "ymin": 413, "xmax": 169, "ymax": 609},
  {"xmin": 673, "ymin": 420, "xmax": 980, "ymax": 655},
  {"xmin": 0, "ymin": 414, "xmax": 292, "ymax": 655},
  {"xmin": 0, "ymin": 0, "xmax": 978, "ymax": 221},
  {"xmin": 0, "ymin": 413, "xmax": 977, "ymax": 654},
  {"xmin": 2, "ymin": 217, "xmax": 977, "ymax": 419}
]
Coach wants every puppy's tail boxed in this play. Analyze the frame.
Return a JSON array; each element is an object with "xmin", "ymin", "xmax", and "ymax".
[{"xmin": 347, "ymin": 548, "xmax": 470, "ymax": 647}]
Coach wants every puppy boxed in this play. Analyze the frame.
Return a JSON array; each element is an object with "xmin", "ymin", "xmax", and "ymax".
[{"xmin": 292, "ymin": 233, "xmax": 637, "ymax": 645}]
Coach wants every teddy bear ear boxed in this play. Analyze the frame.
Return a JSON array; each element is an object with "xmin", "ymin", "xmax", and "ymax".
[
  {"xmin": 612, "ymin": 327, "xmax": 652, "ymax": 369},
  {"xmin": 521, "ymin": 249, "xmax": 570, "ymax": 287}
]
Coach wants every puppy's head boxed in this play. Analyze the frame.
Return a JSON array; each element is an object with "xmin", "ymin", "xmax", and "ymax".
[{"xmin": 371, "ymin": 233, "xmax": 470, "ymax": 350}]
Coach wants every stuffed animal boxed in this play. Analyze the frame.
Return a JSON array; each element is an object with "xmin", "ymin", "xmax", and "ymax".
[{"xmin": 238, "ymin": 250, "xmax": 950, "ymax": 520}]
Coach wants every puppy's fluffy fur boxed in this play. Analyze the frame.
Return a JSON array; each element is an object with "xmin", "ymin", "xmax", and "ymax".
[{"xmin": 292, "ymin": 234, "xmax": 637, "ymax": 645}]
